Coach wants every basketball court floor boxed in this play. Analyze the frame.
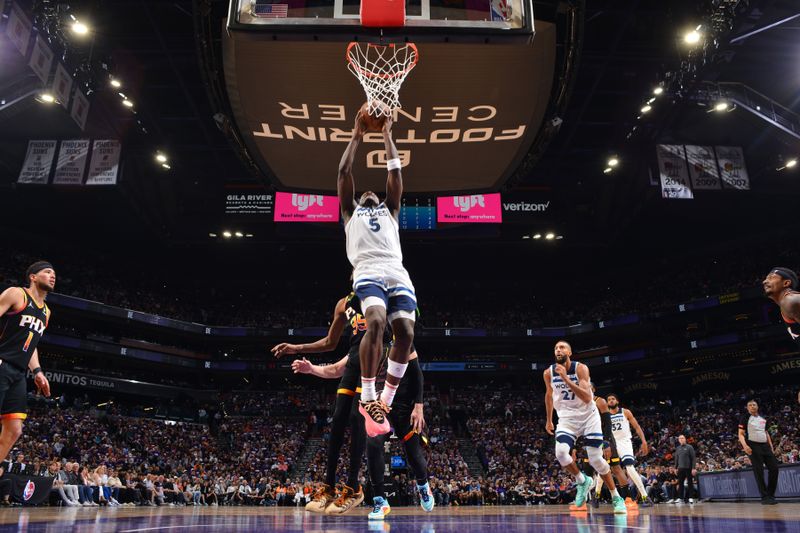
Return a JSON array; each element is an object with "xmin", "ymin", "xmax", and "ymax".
[{"xmin": 0, "ymin": 504, "xmax": 796, "ymax": 532}]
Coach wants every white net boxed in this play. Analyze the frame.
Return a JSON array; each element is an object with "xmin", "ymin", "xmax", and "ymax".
[{"xmin": 346, "ymin": 42, "xmax": 419, "ymax": 118}]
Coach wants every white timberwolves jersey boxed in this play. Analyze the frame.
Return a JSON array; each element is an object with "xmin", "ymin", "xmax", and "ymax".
[
  {"xmin": 345, "ymin": 203, "xmax": 403, "ymax": 268},
  {"xmin": 610, "ymin": 408, "xmax": 632, "ymax": 442},
  {"xmin": 551, "ymin": 361, "xmax": 596, "ymax": 419}
]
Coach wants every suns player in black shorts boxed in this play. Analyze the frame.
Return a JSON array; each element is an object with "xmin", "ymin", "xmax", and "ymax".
[
  {"xmin": 272, "ymin": 291, "xmax": 391, "ymax": 515},
  {"xmin": 290, "ymin": 328, "xmax": 433, "ymax": 520},
  {"xmin": 0, "ymin": 261, "xmax": 53, "ymax": 465}
]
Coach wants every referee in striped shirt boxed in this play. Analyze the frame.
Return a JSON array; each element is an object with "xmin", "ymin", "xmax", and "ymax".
[{"xmin": 738, "ymin": 400, "xmax": 779, "ymax": 505}]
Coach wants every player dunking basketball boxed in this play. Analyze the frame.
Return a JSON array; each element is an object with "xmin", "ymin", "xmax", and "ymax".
[
  {"xmin": 0, "ymin": 261, "xmax": 53, "ymax": 466},
  {"xmin": 544, "ymin": 341, "xmax": 627, "ymax": 514},
  {"xmin": 338, "ymin": 110, "xmax": 416, "ymax": 438}
]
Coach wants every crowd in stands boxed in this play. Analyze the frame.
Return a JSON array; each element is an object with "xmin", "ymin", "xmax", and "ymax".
[
  {"xmin": 4, "ymin": 382, "xmax": 796, "ymax": 508},
  {"xmin": 2, "ymin": 234, "xmax": 799, "ymax": 329}
]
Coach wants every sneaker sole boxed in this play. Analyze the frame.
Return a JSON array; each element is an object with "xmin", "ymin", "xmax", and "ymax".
[{"xmin": 369, "ymin": 507, "xmax": 391, "ymax": 520}]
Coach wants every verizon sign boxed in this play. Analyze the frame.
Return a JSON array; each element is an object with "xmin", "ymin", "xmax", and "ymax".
[{"xmin": 223, "ymin": 25, "xmax": 556, "ymax": 193}]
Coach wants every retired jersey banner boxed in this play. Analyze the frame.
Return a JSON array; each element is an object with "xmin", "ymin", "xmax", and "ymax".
[
  {"xmin": 28, "ymin": 35, "xmax": 54, "ymax": 85},
  {"xmin": 685, "ymin": 145, "xmax": 721, "ymax": 190},
  {"xmin": 71, "ymin": 89, "xmax": 90, "ymax": 130},
  {"xmin": 53, "ymin": 140, "xmax": 90, "ymax": 184},
  {"xmin": 18, "ymin": 140, "xmax": 56, "ymax": 184},
  {"xmin": 86, "ymin": 140, "xmax": 121, "ymax": 185},
  {"xmin": 715, "ymin": 146, "xmax": 750, "ymax": 190},
  {"xmin": 273, "ymin": 191, "xmax": 339, "ymax": 222},
  {"xmin": 52, "ymin": 63, "xmax": 73, "ymax": 110},
  {"xmin": 6, "ymin": 3, "xmax": 32, "ymax": 57},
  {"xmin": 656, "ymin": 144, "xmax": 693, "ymax": 199},
  {"xmin": 437, "ymin": 193, "xmax": 503, "ymax": 223}
]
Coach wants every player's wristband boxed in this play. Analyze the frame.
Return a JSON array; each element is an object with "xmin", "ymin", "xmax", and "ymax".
[
  {"xmin": 32, "ymin": 367, "xmax": 42, "ymax": 376},
  {"xmin": 387, "ymin": 158, "xmax": 402, "ymax": 171}
]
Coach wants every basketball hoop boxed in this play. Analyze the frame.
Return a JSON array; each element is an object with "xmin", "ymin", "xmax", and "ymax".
[{"xmin": 346, "ymin": 42, "xmax": 419, "ymax": 118}]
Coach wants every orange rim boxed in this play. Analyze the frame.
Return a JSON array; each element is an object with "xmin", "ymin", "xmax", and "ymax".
[{"xmin": 346, "ymin": 42, "xmax": 419, "ymax": 80}]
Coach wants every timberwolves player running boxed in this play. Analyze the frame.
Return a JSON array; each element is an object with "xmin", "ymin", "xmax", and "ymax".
[
  {"xmin": 607, "ymin": 394, "xmax": 651, "ymax": 507},
  {"xmin": 0, "ymin": 262, "xmax": 53, "ymax": 465},
  {"xmin": 544, "ymin": 341, "xmax": 626, "ymax": 514},
  {"xmin": 338, "ymin": 111, "xmax": 416, "ymax": 437},
  {"xmin": 294, "ymin": 348, "xmax": 434, "ymax": 520},
  {"xmin": 272, "ymin": 291, "xmax": 381, "ymax": 514}
]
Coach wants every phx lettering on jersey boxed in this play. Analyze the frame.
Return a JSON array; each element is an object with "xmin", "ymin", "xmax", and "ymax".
[{"xmin": 19, "ymin": 315, "xmax": 45, "ymax": 336}]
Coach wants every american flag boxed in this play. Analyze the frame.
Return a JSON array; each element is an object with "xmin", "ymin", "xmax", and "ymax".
[{"xmin": 253, "ymin": 3, "xmax": 288, "ymax": 18}]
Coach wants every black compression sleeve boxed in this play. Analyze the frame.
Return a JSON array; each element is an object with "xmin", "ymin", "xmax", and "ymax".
[{"xmin": 408, "ymin": 358, "xmax": 424, "ymax": 404}]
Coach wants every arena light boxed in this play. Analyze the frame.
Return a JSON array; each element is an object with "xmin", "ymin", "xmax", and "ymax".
[
  {"xmin": 245, "ymin": 233, "xmax": 254, "ymax": 238},
  {"xmin": 71, "ymin": 21, "xmax": 89, "ymax": 36},
  {"xmin": 522, "ymin": 235, "xmax": 530, "ymax": 240},
  {"xmin": 161, "ymin": 163, "xmax": 171, "ymax": 170},
  {"xmin": 36, "ymin": 92, "xmax": 57, "ymax": 104},
  {"xmin": 155, "ymin": 153, "xmax": 168, "ymax": 163},
  {"xmin": 110, "ymin": 78, "xmax": 121, "ymax": 88},
  {"xmin": 545, "ymin": 233, "xmax": 555, "ymax": 240},
  {"xmin": 122, "ymin": 99, "xmax": 134, "ymax": 108},
  {"xmin": 653, "ymin": 87, "xmax": 664, "ymax": 96},
  {"xmin": 533, "ymin": 233, "xmax": 542, "ymax": 240},
  {"xmin": 556, "ymin": 235, "xmax": 564, "ymax": 240},
  {"xmin": 607, "ymin": 157, "xmax": 619, "ymax": 167},
  {"xmin": 603, "ymin": 167, "xmax": 613, "ymax": 174},
  {"xmin": 684, "ymin": 26, "xmax": 702, "ymax": 45},
  {"xmin": 640, "ymin": 105, "xmax": 652, "ymax": 114},
  {"xmin": 222, "ymin": 231, "xmax": 232, "ymax": 238},
  {"xmin": 235, "ymin": 231, "xmax": 244, "ymax": 238},
  {"xmin": 209, "ymin": 233, "xmax": 217, "ymax": 238},
  {"xmin": 647, "ymin": 97, "xmax": 656, "ymax": 104},
  {"xmin": 714, "ymin": 101, "xmax": 730, "ymax": 112},
  {"xmin": 778, "ymin": 158, "xmax": 798, "ymax": 171}
]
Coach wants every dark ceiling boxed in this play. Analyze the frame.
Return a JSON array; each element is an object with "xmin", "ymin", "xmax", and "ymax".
[{"xmin": 1, "ymin": 0, "xmax": 799, "ymax": 257}]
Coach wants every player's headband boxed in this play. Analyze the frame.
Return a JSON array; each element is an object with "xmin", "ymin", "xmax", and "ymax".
[
  {"xmin": 770, "ymin": 267, "xmax": 798, "ymax": 290},
  {"xmin": 26, "ymin": 261, "xmax": 53, "ymax": 279}
]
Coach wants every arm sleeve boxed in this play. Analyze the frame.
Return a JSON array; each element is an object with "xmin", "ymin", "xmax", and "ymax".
[{"xmin": 406, "ymin": 358, "xmax": 424, "ymax": 404}]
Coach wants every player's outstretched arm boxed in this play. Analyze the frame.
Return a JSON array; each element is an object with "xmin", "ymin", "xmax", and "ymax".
[
  {"xmin": 272, "ymin": 298, "xmax": 348, "ymax": 357},
  {"xmin": 338, "ymin": 114, "xmax": 365, "ymax": 222},
  {"xmin": 292, "ymin": 355, "xmax": 348, "ymax": 379},
  {"xmin": 382, "ymin": 117, "xmax": 402, "ymax": 217}
]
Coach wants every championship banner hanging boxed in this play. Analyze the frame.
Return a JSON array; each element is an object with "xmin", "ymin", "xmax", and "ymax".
[
  {"xmin": 6, "ymin": 3, "xmax": 32, "ymax": 57},
  {"xmin": 28, "ymin": 35, "xmax": 54, "ymax": 85},
  {"xmin": 71, "ymin": 89, "xmax": 90, "ymax": 130},
  {"xmin": 18, "ymin": 140, "xmax": 56, "ymax": 184},
  {"xmin": 715, "ymin": 146, "xmax": 749, "ymax": 190},
  {"xmin": 86, "ymin": 140, "xmax": 121, "ymax": 185},
  {"xmin": 656, "ymin": 144, "xmax": 693, "ymax": 199},
  {"xmin": 52, "ymin": 63, "xmax": 74, "ymax": 111},
  {"xmin": 685, "ymin": 145, "xmax": 721, "ymax": 190},
  {"xmin": 53, "ymin": 140, "xmax": 90, "ymax": 185}
]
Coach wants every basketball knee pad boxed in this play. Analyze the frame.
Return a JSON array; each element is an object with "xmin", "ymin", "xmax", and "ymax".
[
  {"xmin": 555, "ymin": 441, "xmax": 573, "ymax": 466},
  {"xmin": 587, "ymin": 446, "xmax": 611, "ymax": 475}
]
